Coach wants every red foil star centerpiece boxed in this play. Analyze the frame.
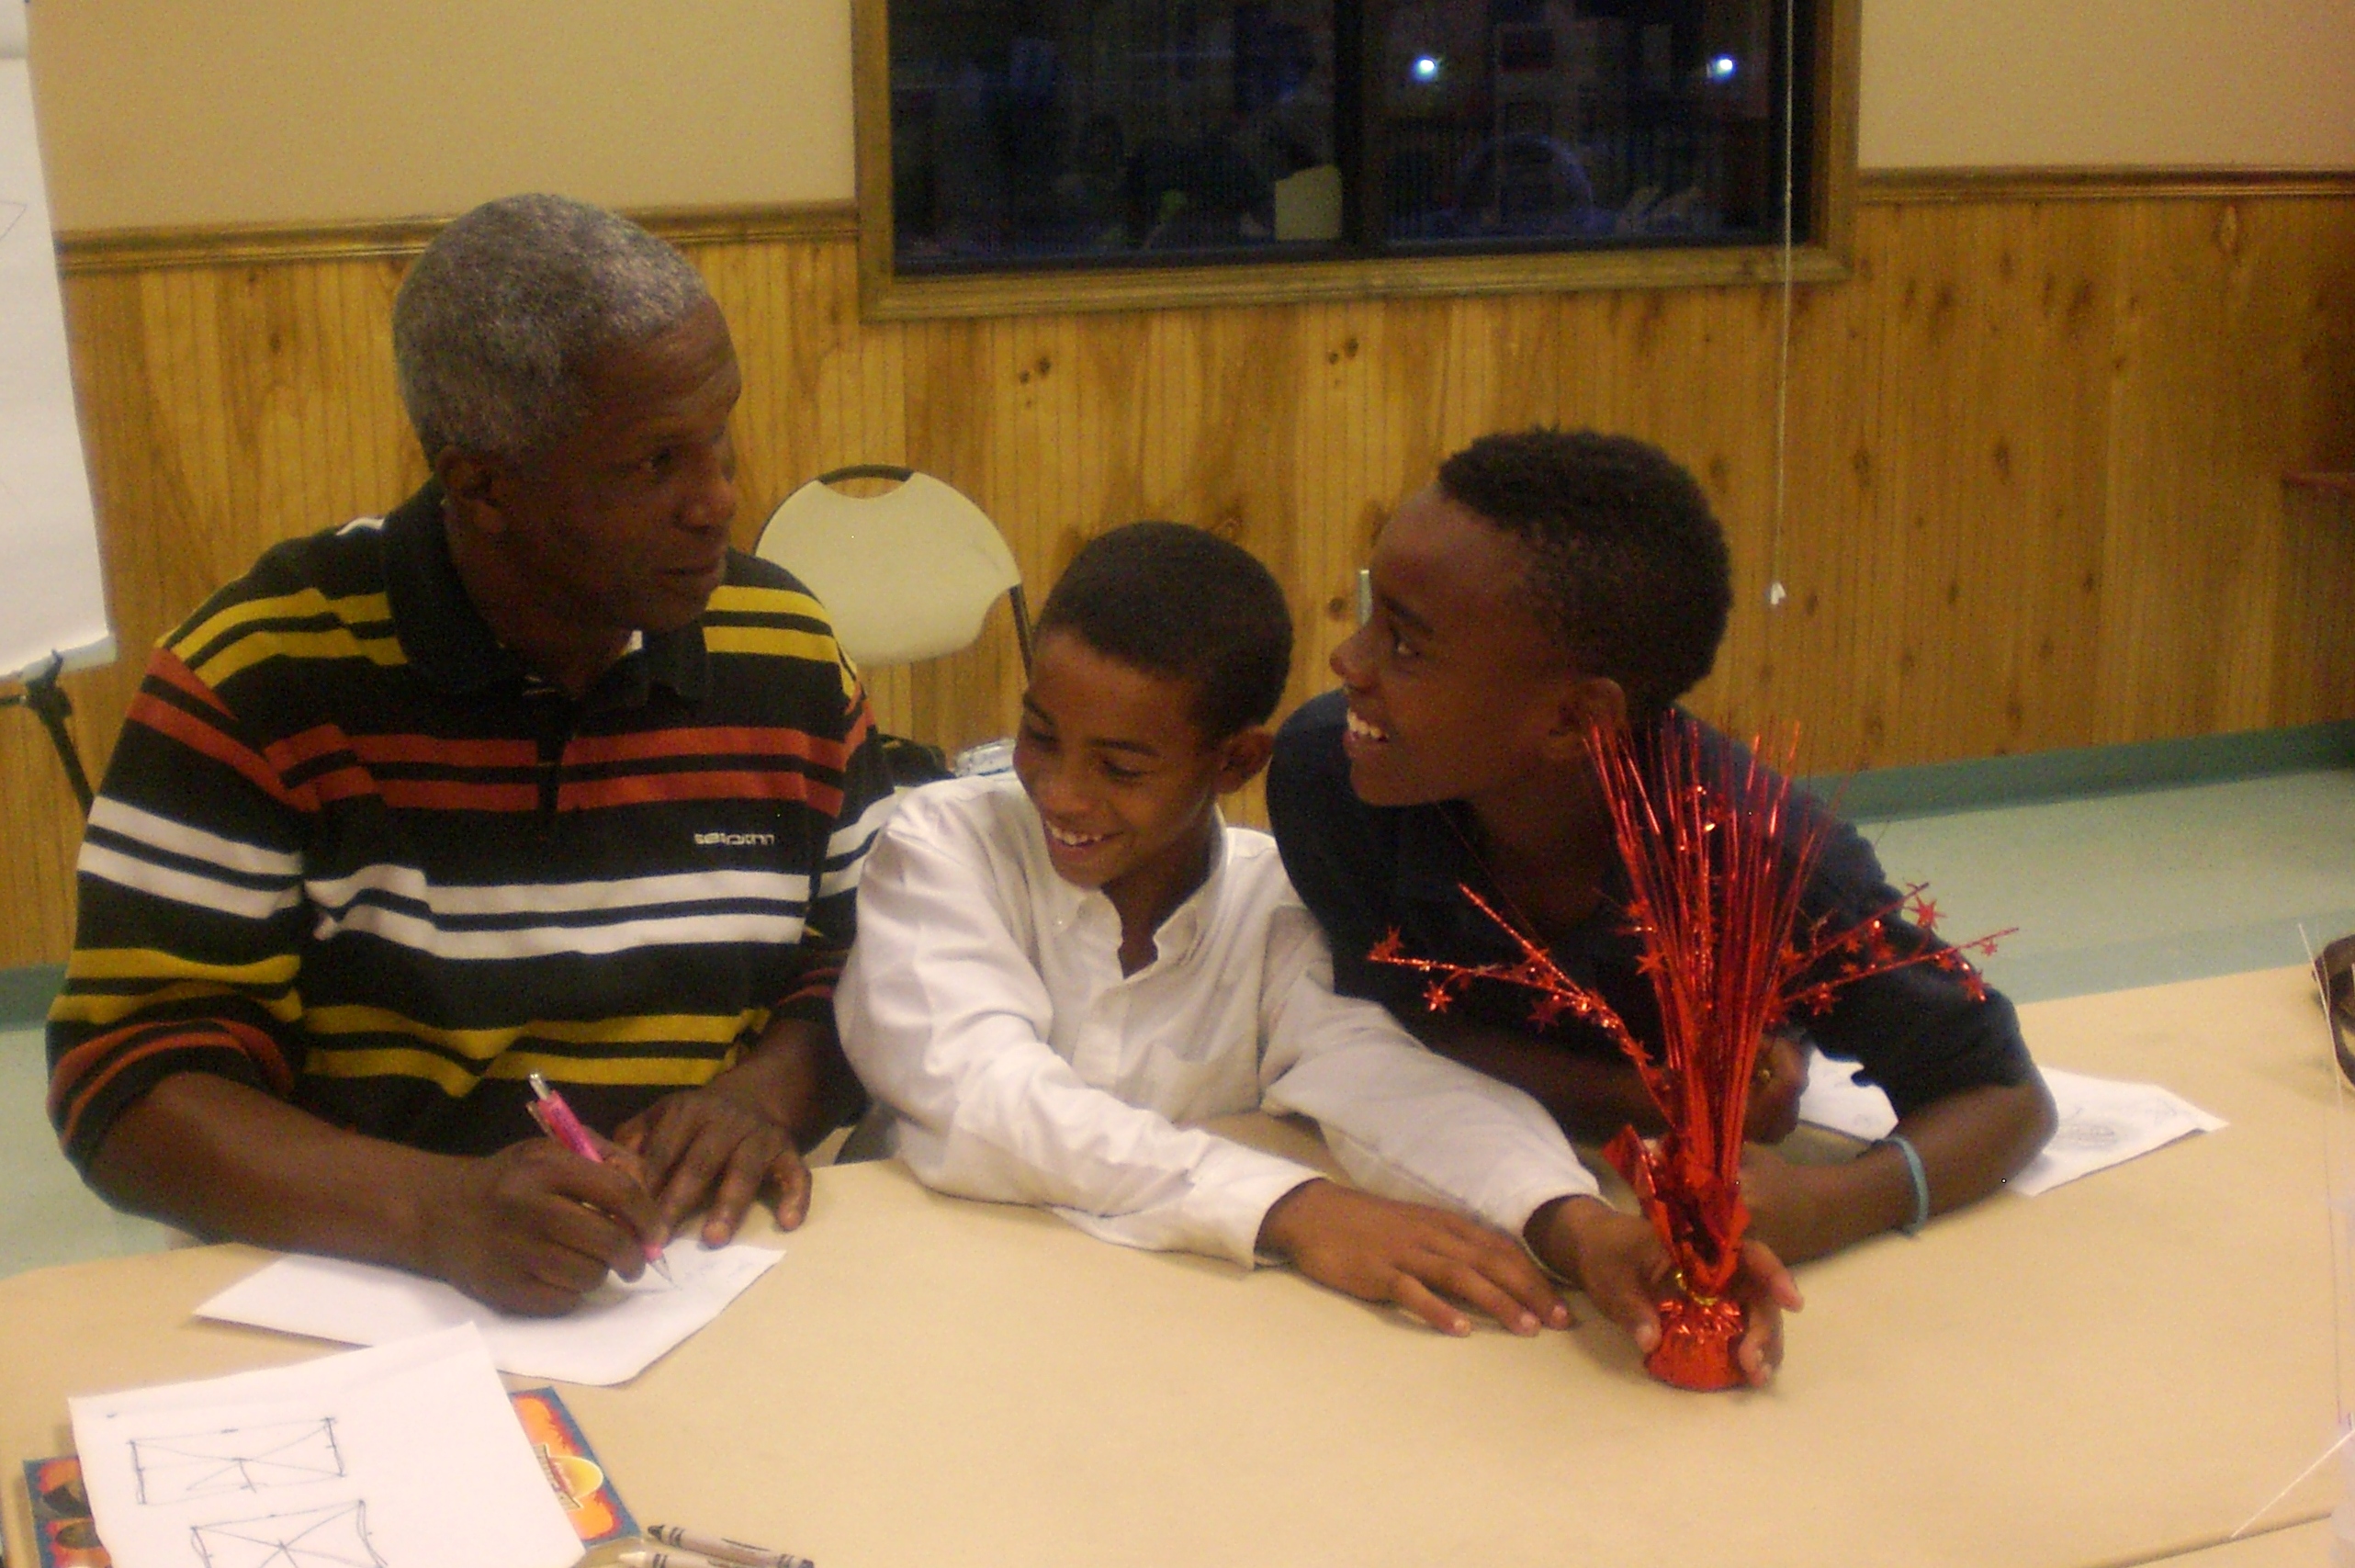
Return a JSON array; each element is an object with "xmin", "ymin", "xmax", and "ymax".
[{"xmin": 1371, "ymin": 716, "xmax": 2007, "ymax": 1391}]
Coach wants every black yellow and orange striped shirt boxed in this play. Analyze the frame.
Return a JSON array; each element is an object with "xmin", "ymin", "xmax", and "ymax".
[{"xmin": 49, "ymin": 482, "xmax": 895, "ymax": 1165}]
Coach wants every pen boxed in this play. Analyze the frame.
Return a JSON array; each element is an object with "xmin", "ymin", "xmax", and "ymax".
[
  {"xmin": 646, "ymin": 1523, "xmax": 815, "ymax": 1568},
  {"xmin": 526, "ymin": 1071, "xmax": 674, "ymax": 1284}
]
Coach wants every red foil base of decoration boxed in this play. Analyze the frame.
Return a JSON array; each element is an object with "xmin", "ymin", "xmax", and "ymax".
[{"xmin": 1645, "ymin": 1292, "xmax": 1749, "ymax": 1392}]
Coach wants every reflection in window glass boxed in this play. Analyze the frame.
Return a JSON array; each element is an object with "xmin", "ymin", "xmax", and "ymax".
[
  {"xmin": 885, "ymin": 0, "xmax": 1805, "ymax": 272},
  {"xmin": 1380, "ymin": 0, "xmax": 1795, "ymax": 248},
  {"xmin": 891, "ymin": 0, "xmax": 1342, "ymax": 268}
]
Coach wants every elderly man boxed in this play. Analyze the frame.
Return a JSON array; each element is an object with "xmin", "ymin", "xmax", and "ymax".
[{"xmin": 47, "ymin": 195, "xmax": 890, "ymax": 1314}]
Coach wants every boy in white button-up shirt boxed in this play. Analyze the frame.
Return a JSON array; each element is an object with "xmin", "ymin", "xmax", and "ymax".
[{"xmin": 839, "ymin": 524, "xmax": 1796, "ymax": 1372}]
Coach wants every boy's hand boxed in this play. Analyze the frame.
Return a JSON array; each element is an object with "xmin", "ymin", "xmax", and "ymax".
[
  {"xmin": 1256, "ymin": 1179, "xmax": 1572, "ymax": 1337},
  {"xmin": 1744, "ymin": 1032, "xmax": 1809, "ymax": 1145},
  {"xmin": 1737, "ymin": 1144, "xmax": 1838, "ymax": 1263},
  {"xmin": 1527, "ymin": 1196, "xmax": 1804, "ymax": 1387}
]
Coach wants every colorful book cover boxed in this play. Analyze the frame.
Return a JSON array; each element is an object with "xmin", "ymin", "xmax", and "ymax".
[
  {"xmin": 509, "ymin": 1385, "xmax": 639, "ymax": 1550},
  {"xmin": 19, "ymin": 1385, "xmax": 635, "ymax": 1566},
  {"xmin": 22, "ymin": 1454, "xmax": 106, "ymax": 1568}
]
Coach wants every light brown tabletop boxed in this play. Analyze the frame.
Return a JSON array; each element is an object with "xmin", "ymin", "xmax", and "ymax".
[
  {"xmin": 3, "ymin": 965, "xmax": 2343, "ymax": 1568},
  {"xmin": 2182, "ymin": 1518, "xmax": 2338, "ymax": 1566}
]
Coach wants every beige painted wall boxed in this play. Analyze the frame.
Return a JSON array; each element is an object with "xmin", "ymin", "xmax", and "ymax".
[
  {"xmin": 26, "ymin": 0, "xmax": 2355, "ymax": 230},
  {"xmin": 1860, "ymin": 0, "xmax": 2355, "ymax": 168},
  {"xmin": 26, "ymin": 0, "xmax": 855, "ymax": 229}
]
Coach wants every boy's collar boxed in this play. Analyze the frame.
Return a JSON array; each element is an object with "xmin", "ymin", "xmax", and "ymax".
[
  {"xmin": 1144, "ymin": 808, "xmax": 1231, "ymax": 967},
  {"xmin": 1031, "ymin": 804, "xmax": 1234, "ymax": 964}
]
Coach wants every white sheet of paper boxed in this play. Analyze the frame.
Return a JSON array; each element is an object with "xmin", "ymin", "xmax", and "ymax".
[
  {"xmin": 1797, "ymin": 1059, "xmax": 2225, "ymax": 1196},
  {"xmin": 69, "ymin": 1325, "xmax": 580, "ymax": 1568},
  {"xmin": 2008, "ymin": 1068, "xmax": 2228, "ymax": 1196},
  {"xmin": 0, "ymin": 10, "xmax": 113, "ymax": 679},
  {"xmin": 195, "ymin": 1239, "xmax": 783, "ymax": 1386},
  {"xmin": 1794, "ymin": 1056, "xmax": 1903, "ymax": 1142}
]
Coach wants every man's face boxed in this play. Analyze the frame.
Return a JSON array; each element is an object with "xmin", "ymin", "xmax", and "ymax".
[
  {"xmin": 1012, "ymin": 629, "xmax": 1252, "ymax": 907},
  {"xmin": 1328, "ymin": 485, "xmax": 1578, "ymax": 808},
  {"xmin": 484, "ymin": 298, "xmax": 742, "ymax": 638}
]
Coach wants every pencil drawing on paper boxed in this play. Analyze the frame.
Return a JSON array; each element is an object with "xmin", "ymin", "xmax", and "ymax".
[
  {"xmin": 131, "ymin": 1419, "xmax": 348, "ymax": 1506},
  {"xmin": 189, "ymin": 1500, "xmax": 386, "ymax": 1568}
]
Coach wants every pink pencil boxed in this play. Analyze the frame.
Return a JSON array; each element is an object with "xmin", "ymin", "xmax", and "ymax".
[{"xmin": 526, "ymin": 1072, "xmax": 674, "ymax": 1284}]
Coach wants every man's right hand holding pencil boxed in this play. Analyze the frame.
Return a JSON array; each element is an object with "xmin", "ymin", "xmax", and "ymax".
[{"xmin": 416, "ymin": 1135, "xmax": 670, "ymax": 1316}]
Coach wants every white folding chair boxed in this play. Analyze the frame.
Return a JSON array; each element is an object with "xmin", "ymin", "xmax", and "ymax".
[
  {"xmin": 754, "ymin": 465, "xmax": 1032, "ymax": 676},
  {"xmin": 755, "ymin": 466, "xmax": 1032, "ymax": 785}
]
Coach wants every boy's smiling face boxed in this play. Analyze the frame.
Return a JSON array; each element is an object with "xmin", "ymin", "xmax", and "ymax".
[
  {"xmin": 1330, "ymin": 486, "xmax": 1594, "ymax": 810},
  {"xmin": 1014, "ymin": 629, "xmax": 1271, "ymax": 921}
]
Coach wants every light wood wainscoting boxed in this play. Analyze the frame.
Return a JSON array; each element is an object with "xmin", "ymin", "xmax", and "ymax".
[{"xmin": 5, "ymin": 174, "xmax": 2352, "ymax": 967}]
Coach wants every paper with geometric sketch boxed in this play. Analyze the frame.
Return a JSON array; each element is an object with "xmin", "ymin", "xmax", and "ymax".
[
  {"xmin": 68, "ymin": 1325, "xmax": 580, "ymax": 1568},
  {"xmin": 1797, "ymin": 1059, "xmax": 2225, "ymax": 1197}
]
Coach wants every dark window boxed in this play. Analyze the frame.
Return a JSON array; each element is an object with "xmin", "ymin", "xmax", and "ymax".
[{"xmin": 883, "ymin": 0, "xmax": 1811, "ymax": 275}]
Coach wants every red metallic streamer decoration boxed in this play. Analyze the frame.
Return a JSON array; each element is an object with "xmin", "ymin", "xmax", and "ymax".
[{"xmin": 1370, "ymin": 716, "xmax": 2009, "ymax": 1390}]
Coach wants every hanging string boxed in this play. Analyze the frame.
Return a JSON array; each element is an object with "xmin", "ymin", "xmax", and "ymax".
[{"xmin": 1766, "ymin": 0, "xmax": 1797, "ymax": 612}]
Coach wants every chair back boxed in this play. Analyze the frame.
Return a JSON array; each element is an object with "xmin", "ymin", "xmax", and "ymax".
[{"xmin": 755, "ymin": 467, "xmax": 1030, "ymax": 671}]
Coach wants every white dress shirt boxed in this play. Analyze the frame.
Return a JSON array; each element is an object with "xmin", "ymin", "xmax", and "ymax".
[{"xmin": 837, "ymin": 773, "xmax": 1598, "ymax": 1268}]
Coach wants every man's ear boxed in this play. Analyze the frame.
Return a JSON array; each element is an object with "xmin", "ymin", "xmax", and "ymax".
[
  {"xmin": 1211, "ymin": 727, "xmax": 1275, "ymax": 794},
  {"xmin": 434, "ymin": 447, "xmax": 507, "ymax": 536},
  {"xmin": 1536, "ymin": 674, "xmax": 1628, "ymax": 763}
]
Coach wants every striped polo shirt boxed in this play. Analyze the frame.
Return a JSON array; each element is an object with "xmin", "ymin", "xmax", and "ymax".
[{"xmin": 49, "ymin": 482, "xmax": 895, "ymax": 1165}]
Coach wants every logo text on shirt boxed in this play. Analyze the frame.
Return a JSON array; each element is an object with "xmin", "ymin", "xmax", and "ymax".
[{"xmin": 695, "ymin": 830, "xmax": 777, "ymax": 847}]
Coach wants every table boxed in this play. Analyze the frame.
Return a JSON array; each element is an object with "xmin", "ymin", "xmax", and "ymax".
[
  {"xmin": 2177, "ymin": 1519, "xmax": 2337, "ymax": 1565},
  {"xmin": 3, "ymin": 966, "xmax": 2343, "ymax": 1568}
]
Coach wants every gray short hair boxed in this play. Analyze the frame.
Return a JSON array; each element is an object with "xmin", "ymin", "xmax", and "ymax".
[{"xmin": 392, "ymin": 194, "xmax": 712, "ymax": 460}]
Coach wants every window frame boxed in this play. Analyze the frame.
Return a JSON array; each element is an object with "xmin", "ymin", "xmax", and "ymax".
[{"xmin": 852, "ymin": 0, "xmax": 1860, "ymax": 320}]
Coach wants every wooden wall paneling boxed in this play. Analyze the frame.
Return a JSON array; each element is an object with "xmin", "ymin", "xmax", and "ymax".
[
  {"xmin": 2271, "ymin": 206, "xmax": 2355, "ymax": 728},
  {"xmin": 1855, "ymin": 202, "xmax": 1981, "ymax": 763},
  {"xmin": 1288, "ymin": 299, "xmax": 1353, "ymax": 705},
  {"xmin": 1887, "ymin": 198, "xmax": 2114, "ymax": 764},
  {"xmin": 1289, "ymin": 295, "xmax": 1399, "ymax": 727},
  {"xmin": 974, "ymin": 310, "xmax": 1073, "ymax": 739},
  {"xmin": 1764, "ymin": 243, "xmax": 1880, "ymax": 773},
  {"xmin": 0, "ymin": 707, "xmax": 86, "ymax": 966},
  {"xmin": 1980, "ymin": 200, "xmax": 2116, "ymax": 761},
  {"xmin": 2250, "ymin": 201, "xmax": 2355, "ymax": 729},
  {"xmin": 2279, "ymin": 488, "xmax": 2355, "ymax": 726},
  {"xmin": 2093, "ymin": 197, "xmax": 2355, "ymax": 743},
  {"xmin": 1832, "ymin": 200, "xmax": 2098, "ymax": 767},
  {"xmin": 1637, "ymin": 285, "xmax": 1784, "ymax": 741},
  {"xmin": 689, "ymin": 242, "xmax": 783, "ymax": 518}
]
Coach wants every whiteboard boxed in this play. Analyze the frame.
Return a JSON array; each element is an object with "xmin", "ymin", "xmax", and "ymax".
[{"xmin": 0, "ymin": 0, "xmax": 109, "ymax": 680}]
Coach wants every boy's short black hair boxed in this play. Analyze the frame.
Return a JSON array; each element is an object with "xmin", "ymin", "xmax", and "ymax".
[
  {"xmin": 1035, "ymin": 522, "xmax": 1292, "ymax": 739},
  {"xmin": 1437, "ymin": 428, "xmax": 1732, "ymax": 718}
]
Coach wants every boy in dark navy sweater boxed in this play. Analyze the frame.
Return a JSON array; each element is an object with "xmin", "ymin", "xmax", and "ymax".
[{"xmin": 1269, "ymin": 430, "xmax": 2056, "ymax": 1264}]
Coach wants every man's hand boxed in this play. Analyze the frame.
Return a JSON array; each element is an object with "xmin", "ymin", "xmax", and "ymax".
[
  {"xmin": 1256, "ymin": 1179, "xmax": 1571, "ymax": 1337},
  {"xmin": 417, "ymin": 1139, "xmax": 666, "ymax": 1316},
  {"xmin": 1527, "ymin": 1196, "xmax": 1803, "ymax": 1386},
  {"xmin": 613, "ymin": 1014, "xmax": 843, "ymax": 1245},
  {"xmin": 614, "ymin": 1071, "xmax": 809, "ymax": 1247}
]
